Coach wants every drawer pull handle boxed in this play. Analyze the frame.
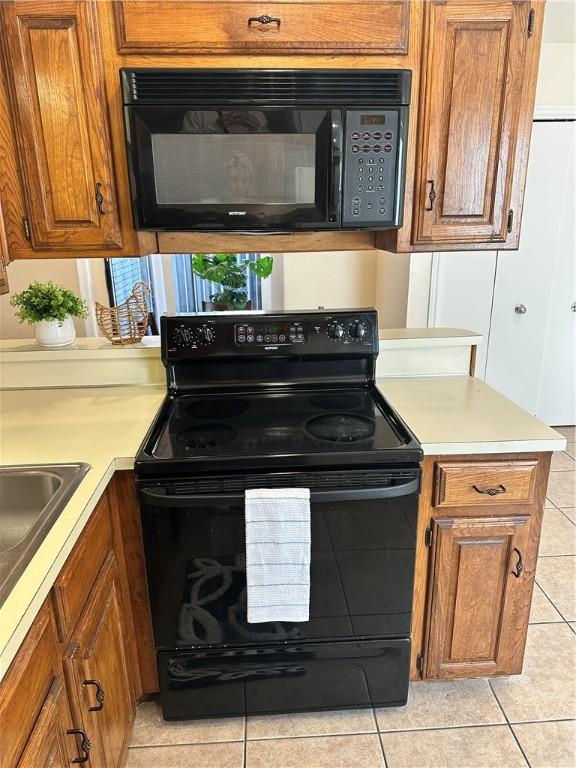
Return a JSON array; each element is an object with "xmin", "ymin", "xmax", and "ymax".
[
  {"xmin": 426, "ymin": 179, "xmax": 436, "ymax": 211},
  {"xmin": 95, "ymin": 183, "xmax": 105, "ymax": 214},
  {"xmin": 248, "ymin": 14, "xmax": 281, "ymax": 30},
  {"xmin": 511, "ymin": 547, "xmax": 524, "ymax": 578},
  {"xmin": 472, "ymin": 484, "xmax": 507, "ymax": 496},
  {"xmin": 67, "ymin": 728, "xmax": 91, "ymax": 764},
  {"xmin": 83, "ymin": 678, "xmax": 105, "ymax": 711}
]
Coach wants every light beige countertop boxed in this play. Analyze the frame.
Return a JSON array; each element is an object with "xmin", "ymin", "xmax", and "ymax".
[
  {"xmin": 377, "ymin": 376, "xmax": 567, "ymax": 455},
  {"xmin": 0, "ymin": 385, "xmax": 166, "ymax": 680},
  {"xmin": 0, "ymin": 375, "xmax": 565, "ymax": 680}
]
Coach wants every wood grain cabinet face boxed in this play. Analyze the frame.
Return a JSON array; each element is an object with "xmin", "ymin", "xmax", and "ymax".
[
  {"xmin": 1, "ymin": 0, "xmax": 122, "ymax": 251},
  {"xmin": 425, "ymin": 514, "xmax": 536, "ymax": 679},
  {"xmin": 414, "ymin": 0, "xmax": 532, "ymax": 246},
  {"xmin": 17, "ymin": 678, "xmax": 72, "ymax": 768},
  {"xmin": 64, "ymin": 552, "xmax": 134, "ymax": 768},
  {"xmin": 114, "ymin": 1, "xmax": 410, "ymax": 55}
]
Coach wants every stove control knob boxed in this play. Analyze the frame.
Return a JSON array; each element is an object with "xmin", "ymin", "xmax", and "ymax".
[
  {"xmin": 328, "ymin": 322, "xmax": 346, "ymax": 340},
  {"xmin": 349, "ymin": 321, "xmax": 368, "ymax": 339},
  {"xmin": 200, "ymin": 326, "xmax": 214, "ymax": 343}
]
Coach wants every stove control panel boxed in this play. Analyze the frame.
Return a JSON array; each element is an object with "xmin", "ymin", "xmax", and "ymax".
[
  {"xmin": 235, "ymin": 321, "xmax": 306, "ymax": 346},
  {"xmin": 162, "ymin": 310, "xmax": 378, "ymax": 361}
]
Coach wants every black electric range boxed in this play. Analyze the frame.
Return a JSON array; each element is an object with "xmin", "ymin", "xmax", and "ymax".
[{"xmin": 135, "ymin": 309, "xmax": 422, "ymax": 720}]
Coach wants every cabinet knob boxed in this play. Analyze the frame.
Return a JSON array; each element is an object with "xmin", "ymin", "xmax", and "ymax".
[
  {"xmin": 511, "ymin": 547, "xmax": 524, "ymax": 578},
  {"xmin": 514, "ymin": 304, "xmax": 527, "ymax": 315},
  {"xmin": 472, "ymin": 484, "xmax": 507, "ymax": 496},
  {"xmin": 83, "ymin": 678, "xmax": 105, "ymax": 711},
  {"xmin": 67, "ymin": 728, "xmax": 91, "ymax": 764}
]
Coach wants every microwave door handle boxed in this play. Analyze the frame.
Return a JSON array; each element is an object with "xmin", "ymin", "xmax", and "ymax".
[
  {"xmin": 327, "ymin": 109, "xmax": 343, "ymax": 224},
  {"xmin": 141, "ymin": 479, "xmax": 419, "ymax": 508}
]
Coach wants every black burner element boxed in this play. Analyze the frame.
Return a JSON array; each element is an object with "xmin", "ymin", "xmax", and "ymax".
[
  {"xmin": 177, "ymin": 423, "xmax": 238, "ymax": 450},
  {"xmin": 305, "ymin": 414, "xmax": 375, "ymax": 443},
  {"xmin": 185, "ymin": 398, "xmax": 249, "ymax": 420},
  {"xmin": 309, "ymin": 393, "xmax": 362, "ymax": 411}
]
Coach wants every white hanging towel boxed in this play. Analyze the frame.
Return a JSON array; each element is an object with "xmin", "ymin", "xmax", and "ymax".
[{"xmin": 245, "ymin": 488, "xmax": 311, "ymax": 624}]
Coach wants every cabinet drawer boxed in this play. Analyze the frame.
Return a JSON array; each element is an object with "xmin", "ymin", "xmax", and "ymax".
[
  {"xmin": 433, "ymin": 460, "xmax": 538, "ymax": 508},
  {"xmin": 52, "ymin": 495, "xmax": 113, "ymax": 641},
  {"xmin": 114, "ymin": 1, "xmax": 409, "ymax": 55}
]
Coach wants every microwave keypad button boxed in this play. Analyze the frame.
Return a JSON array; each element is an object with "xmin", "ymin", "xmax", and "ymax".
[
  {"xmin": 351, "ymin": 144, "xmax": 359, "ymax": 153},
  {"xmin": 362, "ymin": 145, "xmax": 370, "ymax": 153},
  {"xmin": 373, "ymin": 131, "xmax": 383, "ymax": 140},
  {"xmin": 367, "ymin": 202, "xmax": 373, "ymax": 210},
  {"xmin": 352, "ymin": 209, "xmax": 360, "ymax": 216},
  {"xmin": 384, "ymin": 131, "xmax": 393, "ymax": 140},
  {"xmin": 373, "ymin": 144, "xmax": 382, "ymax": 153},
  {"xmin": 379, "ymin": 158, "xmax": 385, "ymax": 163},
  {"xmin": 356, "ymin": 185, "xmax": 363, "ymax": 192},
  {"xmin": 358, "ymin": 158, "xmax": 364, "ymax": 164},
  {"xmin": 368, "ymin": 175, "xmax": 374, "ymax": 181},
  {"xmin": 368, "ymin": 158, "xmax": 375, "ymax": 164},
  {"xmin": 362, "ymin": 132, "xmax": 371, "ymax": 140},
  {"xmin": 367, "ymin": 185, "xmax": 374, "ymax": 191},
  {"xmin": 379, "ymin": 208, "xmax": 386, "ymax": 215},
  {"xmin": 351, "ymin": 131, "xmax": 360, "ymax": 140},
  {"xmin": 352, "ymin": 196, "xmax": 361, "ymax": 204},
  {"xmin": 384, "ymin": 144, "xmax": 393, "ymax": 153},
  {"xmin": 377, "ymin": 185, "xmax": 384, "ymax": 191}
]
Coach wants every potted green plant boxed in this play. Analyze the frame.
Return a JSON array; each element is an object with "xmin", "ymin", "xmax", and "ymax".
[
  {"xmin": 191, "ymin": 253, "xmax": 273, "ymax": 311},
  {"xmin": 10, "ymin": 281, "xmax": 88, "ymax": 347}
]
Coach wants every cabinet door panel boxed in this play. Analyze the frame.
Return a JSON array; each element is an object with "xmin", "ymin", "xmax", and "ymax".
[
  {"xmin": 425, "ymin": 515, "xmax": 535, "ymax": 679},
  {"xmin": 415, "ymin": 1, "xmax": 530, "ymax": 246},
  {"xmin": 17, "ymin": 678, "xmax": 71, "ymax": 768},
  {"xmin": 2, "ymin": 1, "xmax": 122, "ymax": 249},
  {"xmin": 65, "ymin": 552, "xmax": 134, "ymax": 768}
]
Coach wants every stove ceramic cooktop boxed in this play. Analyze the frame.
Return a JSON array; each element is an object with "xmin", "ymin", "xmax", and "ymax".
[{"xmin": 137, "ymin": 387, "xmax": 420, "ymax": 474}]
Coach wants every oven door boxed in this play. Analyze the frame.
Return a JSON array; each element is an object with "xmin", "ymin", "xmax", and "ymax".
[
  {"xmin": 139, "ymin": 471, "xmax": 419, "ymax": 650},
  {"xmin": 125, "ymin": 106, "xmax": 343, "ymax": 231}
]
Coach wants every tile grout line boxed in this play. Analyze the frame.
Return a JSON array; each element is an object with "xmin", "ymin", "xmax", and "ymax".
[
  {"xmin": 487, "ymin": 682, "xmax": 532, "ymax": 768},
  {"xmin": 243, "ymin": 715, "xmax": 247, "ymax": 768},
  {"xmin": 535, "ymin": 579, "xmax": 573, "ymax": 625},
  {"xmin": 372, "ymin": 707, "xmax": 389, "ymax": 768}
]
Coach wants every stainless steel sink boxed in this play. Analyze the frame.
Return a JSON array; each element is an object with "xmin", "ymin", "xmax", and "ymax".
[{"xmin": 0, "ymin": 464, "xmax": 90, "ymax": 605}]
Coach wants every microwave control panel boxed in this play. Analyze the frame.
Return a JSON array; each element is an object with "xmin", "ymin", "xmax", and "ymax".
[{"xmin": 342, "ymin": 110, "xmax": 401, "ymax": 227}]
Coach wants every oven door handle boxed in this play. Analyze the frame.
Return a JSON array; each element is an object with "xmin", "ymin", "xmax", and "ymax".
[{"xmin": 141, "ymin": 479, "xmax": 420, "ymax": 507}]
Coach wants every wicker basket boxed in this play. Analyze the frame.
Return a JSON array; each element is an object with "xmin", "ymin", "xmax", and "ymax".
[{"xmin": 96, "ymin": 281, "xmax": 151, "ymax": 345}]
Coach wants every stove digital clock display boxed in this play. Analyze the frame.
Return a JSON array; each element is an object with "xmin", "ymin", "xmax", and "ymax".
[{"xmin": 235, "ymin": 322, "xmax": 306, "ymax": 346}]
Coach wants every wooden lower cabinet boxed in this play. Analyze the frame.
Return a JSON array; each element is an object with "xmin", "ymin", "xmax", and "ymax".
[
  {"xmin": 413, "ymin": 453, "xmax": 550, "ymax": 681},
  {"xmin": 0, "ymin": 489, "xmax": 137, "ymax": 768},
  {"xmin": 425, "ymin": 514, "xmax": 535, "ymax": 679},
  {"xmin": 64, "ymin": 552, "xmax": 134, "ymax": 768},
  {"xmin": 17, "ymin": 679, "xmax": 72, "ymax": 768}
]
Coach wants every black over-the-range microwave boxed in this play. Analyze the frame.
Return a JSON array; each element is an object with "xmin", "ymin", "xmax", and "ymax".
[{"xmin": 121, "ymin": 69, "xmax": 411, "ymax": 233}]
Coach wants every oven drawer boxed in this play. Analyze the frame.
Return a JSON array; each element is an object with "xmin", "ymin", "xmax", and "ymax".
[
  {"xmin": 158, "ymin": 638, "xmax": 410, "ymax": 718},
  {"xmin": 115, "ymin": 1, "xmax": 410, "ymax": 56},
  {"xmin": 433, "ymin": 460, "xmax": 538, "ymax": 508}
]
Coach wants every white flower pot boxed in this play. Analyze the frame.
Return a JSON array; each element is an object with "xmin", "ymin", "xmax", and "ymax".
[{"xmin": 35, "ymin": 317, "xmax": 76, "ymax": 348}]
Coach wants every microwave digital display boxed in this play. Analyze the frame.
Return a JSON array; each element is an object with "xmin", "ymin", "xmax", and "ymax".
[{"xmin": 361, "ymin": 115, "xmax": 387, "ymax": 125}]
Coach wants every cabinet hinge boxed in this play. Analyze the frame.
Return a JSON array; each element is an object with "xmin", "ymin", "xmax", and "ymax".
[
  {"xmin": 527, "ymin": 9, "xmax": 535, "ymax": 38},
  {"xmin": 416, "ymin": 654, "xmax": 424, "ymax": 674},
  {"xmin": 507, "ymin": 209, "xmax": 514, "ymax": 233},
  {"xmin": 425, "ymin": 527, "xmax": 433, "ymax": 548},
  {"xmin": 22, "ymin": 216, "xmax": 31, "ymax": 240}
]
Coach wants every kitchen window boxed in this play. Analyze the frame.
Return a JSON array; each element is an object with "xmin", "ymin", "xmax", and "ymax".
[{"xmin": 105, "ymin": 253, "xmax": 266, "ymax": 330}]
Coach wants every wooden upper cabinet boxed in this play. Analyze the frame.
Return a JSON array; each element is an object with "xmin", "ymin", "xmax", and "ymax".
[
  {"xmin": 413, "ymin": 0, "xmax": 536, "ymax": 248},
  {"xmin": 114, "ymin": 1, "xmax": 410, "ymax": 55},
  {"xmin": 1, "ymin": 0, "xmax": 122, "ymax": 251},
  {"xmin": 425, "ymin": 514, "xmax": 537, "ymax": 679},
  {"xmin": 64, "ymin": 552, "xmax": 134, "ymax": 768}
]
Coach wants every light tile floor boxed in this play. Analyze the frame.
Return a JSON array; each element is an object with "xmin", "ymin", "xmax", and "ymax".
[{"xmin": 127, "ymin": 429, "xmax": 576, "ymax": 768}]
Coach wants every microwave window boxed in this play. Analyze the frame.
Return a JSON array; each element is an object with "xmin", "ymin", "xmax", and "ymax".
[{"xmin": 151, "ymin": 133, "xmax": 316, "ymax": 206}]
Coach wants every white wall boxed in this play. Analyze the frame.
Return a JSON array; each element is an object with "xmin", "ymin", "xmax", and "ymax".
[
  {"xmin": 0, "ymin": 259, "xmax": 88, "ymax": 339},
  {"xmin": 281, "ymin": 250, "xmax": 379, "ymax": 311}
]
